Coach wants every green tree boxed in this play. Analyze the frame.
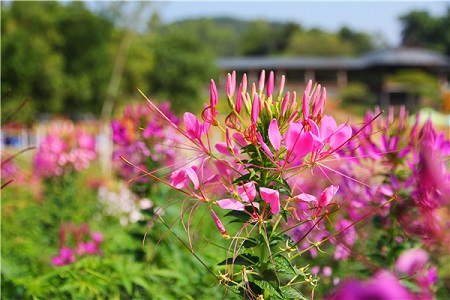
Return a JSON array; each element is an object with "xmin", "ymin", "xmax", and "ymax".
[
  {"xmin": 147, "ymin": 29, "xmax": 218, "ymax": 114},
  {"xmin": 285, "ymin": 28, "xmax": 355, "ymax": 56},
  {"xmin": 1, "ymin": 1, "xmax": 115, "ymax": 120},
  {"xmin": 338, "ymin": 26, "xmax": 375, "ymax": 54},
  {"xmin": 400, "ymin": 8, "xmax": 450, "ymax": 55}
]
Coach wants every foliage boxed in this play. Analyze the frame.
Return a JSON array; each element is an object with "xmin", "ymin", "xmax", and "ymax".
[
  {"xmin": 136, "ymin": 70, "xmax": 449, "ymax": 299},
  {"xmin": 147, "ymin": 29, "xmax": 218, "ymax": 114},
  {"xmin": 171, "ymin": 18, "xmax": 379, "ymax": 57},
  {"xmin": 386, "ymin": 69, "xmax": 442, "ymax": 108},
  {"xmin": 399, "ymin": 8, "xmax": 450, "ymax": 55},
  {"xmin": 1, "ymin": 161, "xmax": 231, "ymax": 299},
  {"xmin": 1, "ymin": 1, "xmax": 115, "ymax": 119},
  {"xmin": 338, "ymin": 81, "xmax": 374, "ymax": 104}
]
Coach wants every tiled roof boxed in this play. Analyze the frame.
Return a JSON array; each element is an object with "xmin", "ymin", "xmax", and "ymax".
[
  {"xmin": 362, "ymin": 47, "xmax": 449, "ymax": 67},
  {"xmin": 217, "ymin": 47, "xmax": 450, "ymax": 71}
]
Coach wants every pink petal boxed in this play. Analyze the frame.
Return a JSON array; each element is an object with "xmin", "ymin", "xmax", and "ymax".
[
  {"xmin": 236, "ymin": 82, "xmax": 243, "ymax": 113},
  {"xmin": 185, "ymin": 167, "xmax": 199, "ymax": 190},
  {"xmin": 267, "ymin": 71, "xmax": 274, "ymax": 97},
  {"xmin": 257, "ymin": 132, "xmax": 273, "ymax": 157},
  {"xmin": 302, "ymin": 90, "xmax": 310, "ymax": 120},
  {"xmin": 170, "ymin": 170, "xmax": 188, "ymax": 189},
  {"xmin": 237, "ymin": 182, "xmax": 256, "ymax": 202},
  {"xmin": 214, "ymin": 159, "xmax": 232, "ymax": 177},
  {"xmin": 260, "ymin": 187, "xmax": 280, "ymax": 214},
  {"xmin": 319, "ymin": 185, "xmax": 339, "ymax": 207},
  {"xmin": 217, "ymin": 199, "xmax": 246, "ymax": 211},
  {"xmin": 232, "ymin": 132, "xmax": 247, "ymax": 147},
  {"xmin": 258, "ymin": 70, "xmax": 265, "ymax": 93},
  {"xmin": 293, "ymin": 131, "xmax": 314, "ymax": 161},
  {"xmin": 320, "ymin": 115, "xmax": 337, "ymax": 141},
  {"xmin": 184, "ymin": 112, "xmax": 203, "ymax": 140},
  {"xmin": 211, "ymin": 209, "xmax": 229, "ymax": 238},
  {"xmin": 285, "ymin": 123, "xmax": 314, "ymax": 162},
  {"xmin": 285, "ymin": 122, "xmax": 303, "ymax": 151},
  {"xmin": 294, "ymin": 193, "xmax": 317, "ymax": 202},
  {"xmin": 226, "ymin": 72, "xmax": 236, "ymax": 98},
  {"xmin": 251, "ymin": 94, "xmax": 261, "ymax": 124},
  {"xmin": 268, "ymin": 119, "xmax": 281, "ymax": 151},
  {"xmin": 394, "ymin": 248, "xmax": 428, "ymax": 275},
  {"xmin": 210, "ymin": 79, "xmax": 218, "ymax": 107},
  {"xmin": 306, "ymin": 119, "xmax": 320, "ymax": 137},
  {"xmin": 329, "ymin": 124, "xmax": 352, "ymax": 149},
  {"xmin": 215, "ymin": 143, "xmax": 232, "ymax": 156}
]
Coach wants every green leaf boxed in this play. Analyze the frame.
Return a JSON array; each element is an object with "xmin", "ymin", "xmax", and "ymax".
[
  {"xmin": 281, "ymin": 286, "xmax": 308, "ymax": 300},
  {"xmin": 253, "ymin": 279, "xmax": 282, "ymax": 299},
  {"xmin": 224, "ymin": 210, "xmax": 250, "ymax": 222},
  {"xmin": 218, "ymin": 254, "xmax": 259, "ymax": 266},
  {"xmin": 242, "ymin": 238, "xmax": 258, "ymax": 249},
  {"xmin": 272, "ymin": 255, "xmax": 297, "ymax": 275}
]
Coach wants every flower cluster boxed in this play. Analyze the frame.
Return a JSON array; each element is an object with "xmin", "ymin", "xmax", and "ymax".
[
  {"xmin": 33, "ymin": 122, "xmax": 97, "ymax": 178},
  {"xmin": 137, "ymin": 71, "xmax": 364, "ymax": 298},
  {"xmin": 136, "ymin": 71, "xmax": 449, "ymax": 298},
  {"xmin": 111, "ymin": 102, "xmax": 183, "ymax": 195},
  {"xmin": 98, "ymin": 181, "xmax": 154, "ymax": 226},
  {"xmin": 295, "ymin": 105, "xmax": 449, "ymax": 297},
  {"xmin": 338, "ymin": 106, "xmax": 450, "ymax": 246},
  {"xmin": 52, "ymin": 223, "xmax": 102, "ymax": 266}
]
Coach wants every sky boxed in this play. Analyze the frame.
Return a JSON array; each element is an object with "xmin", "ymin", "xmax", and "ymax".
[{"xmin": 147, "ymin": 0, "xmax": 448, "ymax": 46}]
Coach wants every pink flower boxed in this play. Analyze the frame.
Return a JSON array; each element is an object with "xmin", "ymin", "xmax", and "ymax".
[
  {"xmin": 169, "ymin": 167, "xmax": 199, "ymax": 190},
  {"xmin": 251, "ymin": 94, "xmax": 261, "ymax": 124},
  {"xmin": 326, "ymin": 271, "xmax": 416, "ymax": 300},
  {"xmin": 184, "ymin": 112, "xmax": 204, "ymax": 140},
  {"xmin": 216, "ymin": 198, "xmax": 246, "ymax": 211},
  {"xmin": 267, "ymin": 71, "xmax": 274, "ymax": 98},
  {"xmin": 211, "ymin": 209, "xmax": 229, "ymax": 239},
  {"xmin": 91, "ymin": 232, "xmax": 103, "ymax": 244},
  {"xmin": 237, "ymin": 182, "xmax": 257, "ymax": 203},
  {"xmin": 285, "ymin": 122, "xmax": 314, "ymax": 164},
  {"xmin": 268, "ymin": 119, "xmax": 281, "ymax": 151},
  {"xmin": 226, "ymin": 71, "xmax": 236, "ymax": 99},
  {"xmin": 319, "ymin": 185, "xmax": 339, "ymax": 207},
  {"xmin": 394, "ymin": 248, "xmax": 428, "ymax": 275},
  {"xmin": 260, "ymin": 187, "xmax": 280, "ymax": 215}
]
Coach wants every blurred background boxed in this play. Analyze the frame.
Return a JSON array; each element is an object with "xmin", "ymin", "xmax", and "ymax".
[
  {"xmin": 2, "ymin": 0, "xmax": 449, "ymax": 125},
  {"xmin": 2, "ymin": 1, "xmax": 450, "ymax": 298}
]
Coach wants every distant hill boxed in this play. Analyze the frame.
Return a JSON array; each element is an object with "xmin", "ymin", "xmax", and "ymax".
[{"xmin": 162, "ymin": 17, "xmax": 379, "ymax": 57}]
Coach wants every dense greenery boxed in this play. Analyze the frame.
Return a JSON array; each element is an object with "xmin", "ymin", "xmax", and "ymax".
[
  {"xmin": 1, "ymin": 160, "xmax": 232, "ymax": 299},
  {"xmin": 400, "ymin": 8, "xmax": 450, "ymax": 55},
  {"xmin": 2, "ymin": 1, "xmax": 448, "ymax": 121}
]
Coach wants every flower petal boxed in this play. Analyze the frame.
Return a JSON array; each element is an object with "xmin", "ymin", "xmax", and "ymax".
[
  {"xmin": 217, "ymin": 199, "xmax": 246, "ymax": 211},
  {"xmin": 170, "ymin": 170, "xmax": 187, "ymax": 189},
  {"xmin": 260, "ymin": 187, "xmax": 280, "ymax": 214},
  {"xmin": 184, "ymin": 112, "xmax": 203, "ymax": 139},
  {"xmin": 319, "ymin": 185, "xmax": 339, "ymax": 207},
  {"xmin": 268, "ymin": 119, "xmax": 281, "ymax": 151}
]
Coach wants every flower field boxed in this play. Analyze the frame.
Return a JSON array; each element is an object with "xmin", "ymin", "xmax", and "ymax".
[{"xmin": 2, "ymin": 71, "xmax": 449, "ymax": 299}]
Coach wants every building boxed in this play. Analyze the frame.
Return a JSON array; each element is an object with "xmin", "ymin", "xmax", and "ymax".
[{"xmin": 217, "ymin": 47, "xmax": 450, "ymax": 110}]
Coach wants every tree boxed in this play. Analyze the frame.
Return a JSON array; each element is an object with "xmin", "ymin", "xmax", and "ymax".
[
  {"xmin": 1, "ymin": 1, "xmax": 115, "ymax": 120},
  {"xmin": 147, "ymin": 29, "xmax": 218, "ymax": 114},
  {"xmin": 338, "ymin": 26, "xmax": 375, "ymax": 54},
  {"xmin": 400, "ymin": 8, "xmax": 450, "ymax": 55}
]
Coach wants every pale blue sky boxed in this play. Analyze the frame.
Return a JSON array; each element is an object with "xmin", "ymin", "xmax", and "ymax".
[{"xmin": 151, "ymin": 1, "xmax": 448, "ymax": 46}]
